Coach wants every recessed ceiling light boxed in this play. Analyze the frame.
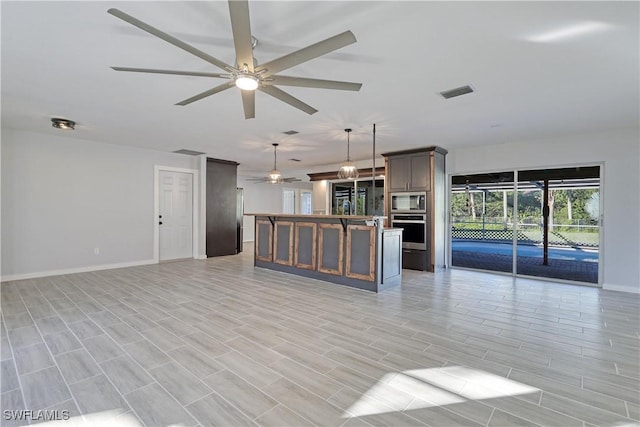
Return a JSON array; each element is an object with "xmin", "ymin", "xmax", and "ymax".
[
  {"xmin": 51, "ymin": 118, "xmax": 75, "ymax": 130},
  {"xmin": 528, "ymin": 21, "xmax": 609, "ymax": 43}
]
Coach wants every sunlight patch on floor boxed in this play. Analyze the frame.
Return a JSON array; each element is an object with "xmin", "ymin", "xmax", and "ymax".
[{"xmin": 343, "ymin": 366, "xmax": 540, "ymax": 418}]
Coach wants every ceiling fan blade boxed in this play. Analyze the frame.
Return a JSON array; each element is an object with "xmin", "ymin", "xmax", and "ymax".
[
  {"xmin": 108, "ymin": 8, "xmax": 234, "ymax": 72},
  {"xmin": 283, "ymin": 178, "xmax": 302, "ymax": 182},
  {"xmin": 111, "ymin": 67, "xmax": 229, "ymax": 78},
  {"xmin": 265, "ymin": 75, "xmax": 362, "ymax": 91},
  {"xmin": 228, "ymin": 0, "xmax": 254, "ymax": 72},
  {"xmin": 258, "ymin": 86, "xmax": 318, "ymax": 115},
  {"xmin": 175, "ymin": 81, "xmax": 235, "ymax": 106},
  {"xmin": 257, "ymin": 30, "xmax": 356, "ymax": 77},
  {"xmin": 241, "ymin": 89, "xmax": 255, "ymax": 119}
]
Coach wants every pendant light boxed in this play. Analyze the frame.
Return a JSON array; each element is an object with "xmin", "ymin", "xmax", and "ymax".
[
  {"xmin": 268, "ymin": 143, "xmax": 283, "ymax": 184},
  {"xmin": 338, "ymin": 128, "xmax": 359, "ymax": 180}
]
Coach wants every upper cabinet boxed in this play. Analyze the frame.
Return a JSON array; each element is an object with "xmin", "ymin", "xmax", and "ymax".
[{"xmin": 387, "ymin": 152, "xmax": 430, "ymax": 192}]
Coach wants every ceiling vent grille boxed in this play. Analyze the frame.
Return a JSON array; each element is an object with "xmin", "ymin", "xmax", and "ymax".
[
  {"xmin": 440, "ymin": 85, "xmax": 474, "ymax": 99},
  {"xmin": 173, "ymin": 149, "xmax": 205, "ymax": 156},
  {"xmin": 283, "ymin": 130, "xmax": 299, "ymax": 135}
]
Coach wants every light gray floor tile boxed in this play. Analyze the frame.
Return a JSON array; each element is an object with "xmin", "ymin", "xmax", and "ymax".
[
  {"xmin": 29, "ymin": 303, "xmax": 56, "ymax": 319},
  {"xmin": 167, "ymin": 345, "xmax": 224, "ymax": 379},
  {"xmin": 1, "ymin": 389, "xmax": 27, "ymax": 427},
  {"xmin": 3, "ymin": 313, "xmax": 34, "ymax": 330},
  {"xmin": 139, "ymin": 327, "xmax": 186, "ymax": 352},
  {"xmin": 2, "ymin": 250, "xmax": 638, "ymax": 427},
  {"xmin": 123, "ymin": 339, "xmax": 170, "ymax": 369},
  {"xmin": 268, "ymin": 357, "xmax": 343, "ymax": 399},
  {"xmin": 43, "ymin": 330, "xmax": 82, "ymax": 355},
  {"xmin": 8, "ymin": 325, "xmax": 43, "ymax": 349},
  {"xmin": 55, "ymin": 349, "xmax": 102, "ymax": 384},
  {"xmin": 125, "ymin": 383, "xmax": 197, "ymax": 427},
  {"xmin": 257, "ymin": 404, "xmax": 314, "ymax": 427},
  {"xmin": 67, "ymin": 319, "xmax": 104, "ymax": 340},
  {"xmin": 1, "ymin": 360, "xmax": 20, "ymax": 393},
  {"xmin": 203, "ymin": 369, "xmax": 279, "ymax": 419},
  {"xmin": 488, "ymin": 408, "xmax": 542, "ymax": 426},
  {"xmin": 33, "ymin": 315, "xmax": 67, "ymax": 335},
  {"xmin": 181, "ymin": 331, "xmax": 231, "ymax": 357},
  {"xmin": 104, "ymin": 322, "xmax": 145, "ymax": 345},
  {"xmin": 1, "ymin": 337, "xmax": 13, "ymax": 361},
  {"xmin": 121, "ymin": 314, "xmax": 157, "ymax": 332},
  {"xmin": 99, "ymin": 355, "xmax": 155, "ymax": 394},
  {"xmin": 69, "ymin": 374, "xmax": 130, "ymax": 415},
  {"xmin": 215, "ymin": 350, "xmax": 282, "ymax": 389},
  {"xmin": 82, "ymin": 334, "xmax": 124, "ymax": 362},
  {"xmin": 21, "ymin": 366, "xmax": 71, "ymax": 409},
  {"xmin": 55, "ymin": 307, "xmax": 88, "ymax": 324},
  {"xmin": 149, "ymin": 361, "xmax": 212, "ymax": 406},
  {"xmin": 262, "ymin": 378, "xmax": 344, "ymax": 426},
  {"xmin": 186, "ymin": 392, "xmax": 258, "ymax": 427},
  {"xmin": 14, "ymin": 343, "xmax": 54, "ymax": 374}
]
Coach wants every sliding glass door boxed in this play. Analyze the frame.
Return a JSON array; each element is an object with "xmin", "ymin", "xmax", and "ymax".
[
  {"xmin": 451, "ymin": 172, "xmax": 514, "ymax": 274},
  {"xmin": 451, "ymin": 166, "xmax": 600, "ymax": 285}
]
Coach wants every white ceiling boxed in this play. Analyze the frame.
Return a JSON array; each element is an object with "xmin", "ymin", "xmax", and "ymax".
[{"xmin": 2, "ymin": 1, "xmax": 638, "ymax": 177}]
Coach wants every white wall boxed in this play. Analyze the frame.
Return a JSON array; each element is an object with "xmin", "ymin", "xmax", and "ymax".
[
  {"xmin": 448, "ymin": 128, "xmax": 640, "ymax": 294},
  {"xmin": 238, "ymin": 177, "xmax": 313, "ymax": 242},
  {"xmin": 1, "ymin": 129, "xmax": 199, "ymax": 280}
]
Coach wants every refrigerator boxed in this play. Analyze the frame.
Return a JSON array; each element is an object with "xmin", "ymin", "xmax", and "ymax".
[{"xmin": 236, "ymin": 188, "xmax": 244, "ymax": 253}]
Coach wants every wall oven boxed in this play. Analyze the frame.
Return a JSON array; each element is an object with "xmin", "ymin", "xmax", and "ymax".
[
  {"xmin": 390, "ymin": 192, "xmax": 426, "ymax": 213},
  {"xmin": 391, "ymin": 214, "xmax": 427, "ymax": 250}
]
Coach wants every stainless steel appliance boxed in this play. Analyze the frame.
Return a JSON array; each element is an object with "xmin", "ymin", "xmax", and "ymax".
[
  {"xmin": 390, "ymin": 192, "xmax": 426, "ymax": 213},
  {"xmin": 236, "ymin": 188, "xmax": 244, "ymax": 253},
  {"xmin": 391, "ymin": 214, "xmax": 427, "ymax": 250}
]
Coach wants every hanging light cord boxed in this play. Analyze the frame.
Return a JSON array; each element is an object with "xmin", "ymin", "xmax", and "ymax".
[
  {"xmin": 273, "ymin": 145, "xmax": 277, "ymax": 169},
  {"xmin": 345, "ymin": 128, "xmax": 352, "ymax": 161}
]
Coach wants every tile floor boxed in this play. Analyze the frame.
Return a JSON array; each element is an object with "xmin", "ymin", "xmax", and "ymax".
[{"xmin": 1, "ymin": 247, "xmax": 638, "ymax": 426}]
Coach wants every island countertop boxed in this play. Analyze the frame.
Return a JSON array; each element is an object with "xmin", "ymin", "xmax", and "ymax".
[
  {"xmin": 251, "ymin": 214, "xmax": 402, "ymax": 292},
  {"xmin": 245, "ymin": 213, "xmax": 386, "ymax": 220}
]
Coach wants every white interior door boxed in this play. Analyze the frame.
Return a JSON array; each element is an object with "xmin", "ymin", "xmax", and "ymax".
[
  {"xmin": 159, "ymin": 170, "xmax": 193, "ymax": 261},
  {"xmin": 283, "ymin": 188, "xmax": 296, "ymax": 214}
]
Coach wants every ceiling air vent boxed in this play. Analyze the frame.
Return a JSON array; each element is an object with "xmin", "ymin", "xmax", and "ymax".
[
  {"xmin": 440, "ymin": 85, "xmax": 474, "ymax": 99},
  {"xmin": 173, "ymin": 149, "xmax": 205, "ymax": 156},
  {"xmin": 289, "ymin": 158, "xmax": 301, "ymax": 162},
  {"xmin": 283, "ymin": 130, "xmax": 299, "ymax": 135}
]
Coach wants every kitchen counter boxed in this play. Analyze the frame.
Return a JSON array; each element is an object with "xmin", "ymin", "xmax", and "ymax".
[{"xmin": 246, "ymin": 214, "xmax": 403, "ymax": 292}]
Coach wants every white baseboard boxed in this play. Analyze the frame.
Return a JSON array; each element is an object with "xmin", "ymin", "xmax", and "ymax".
[
  {"xmin": 1, "ymin": 259, "xmax": 157, "ymax": 282},
  {"xmin": 602, "ymin": 282, "xmax": 640, "ymax": 294}
]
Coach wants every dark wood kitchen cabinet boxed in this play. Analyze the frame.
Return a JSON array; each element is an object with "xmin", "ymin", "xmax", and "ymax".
[
  {"xmin": 206, "ymin": 157, "xmax": 239, "ymax": 257},
  {"xmin": 387, "ymin": 152, "xmax": 430, "ymax": 191},
  {"xmin": 382, "ymin": 146, "xmax": 447, "ymax": 272}
]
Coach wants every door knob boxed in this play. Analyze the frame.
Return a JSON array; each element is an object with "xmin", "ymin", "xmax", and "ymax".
[
  {"xmin": 159, "ymin": 221, "xmax": 163, "ymax": 225},
  {"xmin": 159, "ymin": 215, "xmax": 162, "ymax": 219}
]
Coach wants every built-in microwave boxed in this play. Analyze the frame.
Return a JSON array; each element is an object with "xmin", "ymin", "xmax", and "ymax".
[{"xmin": 390, "ymin": 192, "xmax": 426, "ymax": 213}]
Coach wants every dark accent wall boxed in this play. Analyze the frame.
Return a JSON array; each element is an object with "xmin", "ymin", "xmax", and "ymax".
[{"xmin": 206, "ymin": 158, "xmax": 239, "ymax": 257}]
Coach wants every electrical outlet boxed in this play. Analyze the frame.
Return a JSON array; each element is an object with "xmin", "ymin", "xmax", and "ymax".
[{"xmin": 94, "ymin": 247, "xmax": 100, "ymax": 255}]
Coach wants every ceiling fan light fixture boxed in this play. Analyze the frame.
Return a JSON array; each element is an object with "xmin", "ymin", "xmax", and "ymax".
[
  {"xmin": 338, "ymin": 128, "xmax": 359, "ymax": 180},
  {"xmin": 235, "ymin": 74, "xmax": 259, "ymax": 91},
  {"xmin": 51, "ymin": 118, "xmax": 75, "ymax": 130}
]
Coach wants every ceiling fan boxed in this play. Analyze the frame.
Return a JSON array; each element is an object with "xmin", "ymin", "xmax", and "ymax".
[
  {"xmin": 247, "ymin": 143, "xmax": 300, "ymax": 184},
  {"xmin": 108, "ymin": 1, "xmax": 362, "ymax": 119}
]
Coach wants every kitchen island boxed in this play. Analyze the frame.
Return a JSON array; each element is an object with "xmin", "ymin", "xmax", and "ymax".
[{"xmin": 248, "ymin": 214, "xmax": 403, "ymax": 292}]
